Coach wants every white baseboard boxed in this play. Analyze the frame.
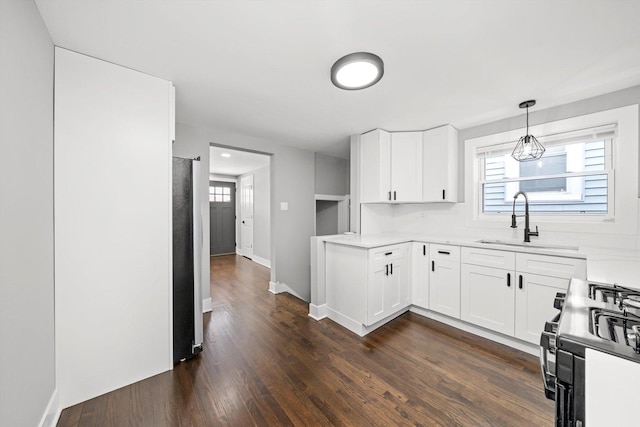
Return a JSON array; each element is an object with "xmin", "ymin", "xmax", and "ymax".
[
  {"xmin": 269, "ymin": 281, "xmax": 306, "ymax": 301},
  {"xmin": 202, "ymin": 297, "xmax": 212, "ymax": 313},
  {"xmin": 326, "ymin": 307, "xmax": 366, "ymax": 336},
  {"xmin": 251, "ymin": 255, "xmax": 271, "ymax": 269},
  {"xmin": 308, "ymin": 303, "xmax": 327, "ymax": 320},
  {"xmin": 409, "ymin": 306, "xmax": 538, "ymax": 356},
  {"xmin": 39, "ymin": 388, "xmax": 61, "ymax": 427},
  {"xmin": 326, "ymin": 307, "xmax": 410, "ymax": 336}
]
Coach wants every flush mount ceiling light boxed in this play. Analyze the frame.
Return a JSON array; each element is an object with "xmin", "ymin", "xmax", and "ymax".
[
  {"xmin": 331, "ymin": 52, "xmax": 384, "ymax": 90},
  {"xmin": 512, "ymin": 100, "xmax": 545, "ymax": 162},
  {"xmin": 220, "ymin": 153, "xmax": 231, "ymax": 158}
]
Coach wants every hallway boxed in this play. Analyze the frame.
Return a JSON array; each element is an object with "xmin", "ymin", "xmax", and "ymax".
[{"xmin": 58, "ymin": 254, "xmax": 553, "ymax": 426}]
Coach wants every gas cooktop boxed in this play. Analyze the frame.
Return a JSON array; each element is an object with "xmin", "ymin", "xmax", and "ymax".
[{"xmin": 556, "ymin": 279, "xmax": 640, "ymax": 362}]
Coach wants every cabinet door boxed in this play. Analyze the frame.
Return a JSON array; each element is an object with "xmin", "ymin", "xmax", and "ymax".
[
  {"xmin": 390, "ymin": 132, "xmax": 422, "ymax": 202},
  {"xmin": 461, "ymin": 264, "xmax": 515, "ymax": 336},
  {"xmin": 388, "ymin": 255, "xmax": 410, "ymax": 313},
  {"xmin": 412, "ymin": 243, "xmax": 429, "ymax": 309},
  {"xmin": 360, "ymin": 129, "xmax": 391, "ymax": 202},
  {"xmin": 367, "ymin": 260, "xmax": 387, "ymax": 325},
  {"xmin": 515, "ymin": 273, "xmax": 569, "ymax": 344},
  {"xmin": 429, "ymin": 259, "xmax": 461, "ymax": 318},
  {"xmin": 385, "ymin": 260, "xmax": 403, "ymax": 313},
  {"xmin": 422, "ymin": 125, "xmax": 458, "ymax": 202}
]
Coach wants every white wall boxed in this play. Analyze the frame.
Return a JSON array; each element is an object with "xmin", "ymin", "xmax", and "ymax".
[
  {"xmin": 54, "ymin": 48, "xmax": 173, "ymax": 408},
  {"xmin": 240, "ymin": 165, "xmax": 271, "ymax": 265},
  {"xmin": 315, "ymin": 153, "xmax": 349, "ymax": 196},
  {"xmin": 0, "ymin": 1, "xmax": 56, "ymax": 425},
  {"xmin": 177, "ymin": 123, "xmax": 315, "ymax": 301}
]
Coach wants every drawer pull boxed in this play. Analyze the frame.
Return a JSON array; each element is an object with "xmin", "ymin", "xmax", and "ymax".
[
  {"xmin": 437, "ymin": 250, "xmax": 450, "ymax": 255},
  {"xmin": 385, "ymin": 251, "xmax": 393, "ymax": 256}
]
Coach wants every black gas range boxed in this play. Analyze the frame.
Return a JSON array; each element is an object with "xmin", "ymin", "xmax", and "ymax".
[{"xmin": 540, "ymin": 278, "xmax": 640, "ymax": 426}]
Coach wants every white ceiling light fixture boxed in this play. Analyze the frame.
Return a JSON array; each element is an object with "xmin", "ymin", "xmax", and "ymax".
[
  {"xmin": 331, "ymin": 52, "xmax": 384, "ymax": 90},
  {"xmin": 220, "ymin": 153, "xmax": 231, "ymax": 158}
]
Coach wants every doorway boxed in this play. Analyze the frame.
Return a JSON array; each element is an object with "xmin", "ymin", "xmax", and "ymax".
[
  {"xmin": 209, "ymin": 180, "xmax": 236, "ymax": 255},
  {"xmin": 209, "ymin": 145, "xmax": 271, "ymax": 268}
]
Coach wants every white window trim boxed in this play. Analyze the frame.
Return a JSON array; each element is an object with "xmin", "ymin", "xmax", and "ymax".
[{"xmin": 464, "ymin": 105, "xmax": 638, "ymax": 236}]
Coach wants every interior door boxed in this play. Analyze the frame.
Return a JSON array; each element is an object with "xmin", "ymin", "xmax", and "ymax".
[
  {"xmin": 240, "ymin": 174, "xmax": 254, "ymax": 259},
  {"xmin": 209, "ymin": 181, "xmax": 236, "ymax": 255}
]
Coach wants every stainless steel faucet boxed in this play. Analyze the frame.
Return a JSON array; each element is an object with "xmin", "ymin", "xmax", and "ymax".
[{"xmin": 511, "ymin": 191, "xmax": 539, "ymax": 243}]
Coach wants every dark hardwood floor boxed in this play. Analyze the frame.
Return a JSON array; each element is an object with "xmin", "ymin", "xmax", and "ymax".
[{"xmin": 58, "ymin": 254, "xmax": 554, "ymax": 426}]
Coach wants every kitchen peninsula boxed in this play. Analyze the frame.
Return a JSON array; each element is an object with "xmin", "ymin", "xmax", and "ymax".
[{"xmin": 309, "ymin": 232, "xmax": 639, "ymax": 356}]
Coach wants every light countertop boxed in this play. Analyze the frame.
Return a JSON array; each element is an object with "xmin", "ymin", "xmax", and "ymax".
[
  {"xmin": 322, "ymin": 232, "xmax": 588, "ymax": 258},
  {"xmin": 319, "ymin": 233, "xmax": 640, "ymax": 286}
]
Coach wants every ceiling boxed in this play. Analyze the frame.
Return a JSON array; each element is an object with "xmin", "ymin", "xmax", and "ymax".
[
  {"xmin": 35, "ymin": 1, "xmax": 640, "ymax": 158},
  {"xmin": 209, "ymin": 146, "xmax": 269, "ymax": 176}
]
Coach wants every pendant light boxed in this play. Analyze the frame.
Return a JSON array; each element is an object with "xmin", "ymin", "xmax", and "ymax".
[{"xmin": 511, "ymin": 100, "xmax": 545, "ymax": 162}]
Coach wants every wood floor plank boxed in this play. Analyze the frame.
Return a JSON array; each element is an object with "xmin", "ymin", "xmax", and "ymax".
[{"xmin": 58, "ymin": 254, "xmax": 554, "ymax": 426}]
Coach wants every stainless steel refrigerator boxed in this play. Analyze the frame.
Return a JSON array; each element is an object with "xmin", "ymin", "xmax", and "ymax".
[{"xmin": 172, "ymin": 157, "xmax": 203, "ymax": 362}]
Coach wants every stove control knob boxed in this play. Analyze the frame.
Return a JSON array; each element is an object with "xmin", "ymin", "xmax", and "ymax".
[{"xmin": 554, "ymin": 292, "xmax": 566, "ymax": 310}]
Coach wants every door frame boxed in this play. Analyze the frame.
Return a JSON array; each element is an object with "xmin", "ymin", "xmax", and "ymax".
[{"xmin": 240, "ymin": 174, "xmax": 254, "ymax": 259}]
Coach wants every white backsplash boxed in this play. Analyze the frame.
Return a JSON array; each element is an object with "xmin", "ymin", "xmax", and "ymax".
[{"xmin": 361, "ymin": 200, "xmax": 640, "ymax": 251}]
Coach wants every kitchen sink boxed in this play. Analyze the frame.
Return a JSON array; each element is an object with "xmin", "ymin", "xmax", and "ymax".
[{"xmin": 476, "ymin": 239, "xmax": 580, "ymax": 251}]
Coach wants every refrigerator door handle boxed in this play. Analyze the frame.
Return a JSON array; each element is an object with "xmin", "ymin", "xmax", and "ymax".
[{"xmin": 192, "ymin": 159, "xmax": 203, "ymax": 353}]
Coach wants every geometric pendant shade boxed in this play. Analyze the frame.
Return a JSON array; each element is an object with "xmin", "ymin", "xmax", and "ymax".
[
  {"xmin": 511, "ymin": 100, "xmax": 545, "ymax": 162},
  {"xmin": 512, "ymin": 134, "xmax": 545, "ymax": 161}
]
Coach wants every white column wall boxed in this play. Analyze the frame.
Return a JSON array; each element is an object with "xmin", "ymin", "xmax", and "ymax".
[{"xmin": 54, "ymin": 48, "xmax": 173, "ymax": 408}]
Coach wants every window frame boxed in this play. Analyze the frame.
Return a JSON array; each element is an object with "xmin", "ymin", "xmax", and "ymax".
[
  {"xmin": 478, "ymin": 138, "xmax": 614, "ymax": 217},
  {"xmin": 464, "ymin": 105, "xmax": 638, "ymax": 237}
]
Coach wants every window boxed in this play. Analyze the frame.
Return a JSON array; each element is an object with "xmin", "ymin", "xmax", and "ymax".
[
  {"xmin": 209, "ymin": 186, "xmax": 231, "ymax": 202},
  {"xmin": 478, "ymin": 124, "xmax": 615, "ymax": 216}
]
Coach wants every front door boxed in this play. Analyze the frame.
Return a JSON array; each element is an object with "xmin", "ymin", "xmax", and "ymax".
[
  {"xmin": 209, "ymin": 181, "xmax": 236, "ymax": 255},
  {"xmin": 240, "ymin": 174, "xmax": 254, "ymax": 259}
]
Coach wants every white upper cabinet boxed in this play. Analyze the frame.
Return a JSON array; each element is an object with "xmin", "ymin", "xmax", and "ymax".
[
  {"xmin": 360, "ymin": 129, "xmax": 391, "ymax": 202},
  {"xmin": 422, "ymin": 124, "xmax": 459, "ymax": 202},
  {"xmin": 360, "ymin": 129, "xmax": 423, "ymax": 202},
  {"xmin": 390, "ymin": 132, "xmax": 423, "ymax": 202},
  {"xmin": 358, "ymin": 125, "xmax": 457, "ymax": 203}
]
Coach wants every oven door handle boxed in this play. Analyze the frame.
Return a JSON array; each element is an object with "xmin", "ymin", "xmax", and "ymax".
[{"xmin": 540, "ymin": 331, "xmax": 557, "ymax": 401}]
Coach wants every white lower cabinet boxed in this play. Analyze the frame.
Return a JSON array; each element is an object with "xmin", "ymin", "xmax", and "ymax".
[
  {"xmin": 461, "ymin": 264, "xmax": 515, "ymax": 336},
  {"xmin": 368, "ymin": 246, "xmax": 409, "ymax": 325},
  {"xmin": 460, "ymin": 247, "xmax": 587, "ymax": 345},
  {"xmin": 428, "ymin": 244, "xmax": 461, "ymax": 318},
  {"xmin": 411, "ymin": 242, "xmax": 430, "ymax": 309},
  {"xmin": 325, "ymin": 242, "xmax": 410, "ymax": 334},
  {"xmin": 514, "ymin": 273, "xmax": 570, "ymax": 343}
]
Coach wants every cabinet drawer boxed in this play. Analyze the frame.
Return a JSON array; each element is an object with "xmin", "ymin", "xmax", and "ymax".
[
  {"xmin": 516, "ymin": 253, "xmax": 586, "ymax": 280},
  {"xmin": 462, "ymin": 247, "xmax": 515, "ymax": 270},
  {"xmin": 429, "ymin": 244, "xmax": 460, "ymax": 262},
  {"xmin": 370, "ymin": 244, "xmax": 406, "ymax": 262}
]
